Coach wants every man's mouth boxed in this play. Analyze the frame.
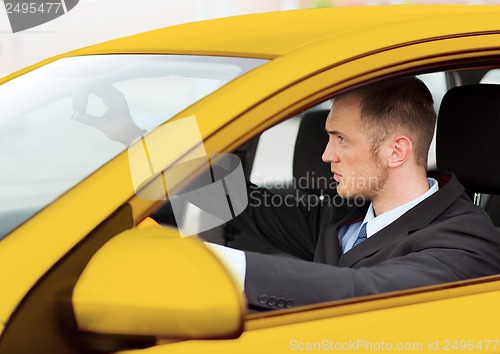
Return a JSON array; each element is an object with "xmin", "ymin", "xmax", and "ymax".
[{"xmin": 332, "ymin": 171, "xmax": 342, "ymax": 182}]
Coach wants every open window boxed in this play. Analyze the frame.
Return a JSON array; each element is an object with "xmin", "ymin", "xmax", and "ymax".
[{"xmin": 5, "ymin": 65, "xmax": 500, "ymax": 354}]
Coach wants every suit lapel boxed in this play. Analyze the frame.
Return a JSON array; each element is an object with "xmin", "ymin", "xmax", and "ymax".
[
  {"xmin": 337, "ymin": 215, "xmax": 411, "ymax": 267},
  {"xmin": 320, "ymin": 204, "xmax": 368, "ymax": 265},
  {"xmin": 337, "ymin": 171, "xmax": 464, "ymax": 268}
]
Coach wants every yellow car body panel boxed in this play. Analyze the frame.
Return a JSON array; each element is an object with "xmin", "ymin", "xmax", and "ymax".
[
  {"xmin": 66, "ymin": 5, "xmax": 498, "ymax": 58},
  {"xmin": 135, "ymin": 283, "xmax": 500, "ymax": 353},
  {"xmin": 1, "ymin": 5, "xmax": 499, "ymax": 84},
  {"xmin": 1, "ymin": 5, "xmax": 500, "ymax": 351}
]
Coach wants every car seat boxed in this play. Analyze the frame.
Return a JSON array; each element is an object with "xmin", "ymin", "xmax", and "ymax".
[{"xmin": 436, "ymin": 83, "xmax": 500, "ymax": 226}]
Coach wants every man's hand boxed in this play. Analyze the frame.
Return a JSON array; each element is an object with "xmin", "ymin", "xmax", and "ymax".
[{"xmin": 71, "ymin": 84, "xmax": 145, "ymax": 146}]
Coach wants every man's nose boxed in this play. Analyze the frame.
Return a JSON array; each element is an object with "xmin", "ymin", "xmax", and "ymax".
[
  {"xmin": 322, "ymin": 140, "xmax": 338, "ymax": 163},
  {"xmin": 321, "ymin": 147, "xmax": 329, "ymax": 163}
]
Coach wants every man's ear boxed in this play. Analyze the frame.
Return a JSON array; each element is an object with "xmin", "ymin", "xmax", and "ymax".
[{"xmin": 387, "ymin": 136, "xmax": 412, "ymax": 168}]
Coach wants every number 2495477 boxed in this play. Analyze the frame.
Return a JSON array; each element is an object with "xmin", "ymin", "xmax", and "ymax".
[
  {"xmin": 5, "ymin": 2, "xmax": 63, "ymax": 14},
  {"xmin": 442, "ymin": 339, "xmax": 499, "ymax": 351}
]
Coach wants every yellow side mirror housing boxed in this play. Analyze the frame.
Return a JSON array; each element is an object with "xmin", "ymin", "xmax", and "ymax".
[{"xmin": 70, "ymin": 227, "xmax": 244, "ymax": 340}]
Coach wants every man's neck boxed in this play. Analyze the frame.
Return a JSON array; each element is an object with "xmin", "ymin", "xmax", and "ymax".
[{"xmin": 371, "ymin": 171, "xmax": 430, "ymax": 216}]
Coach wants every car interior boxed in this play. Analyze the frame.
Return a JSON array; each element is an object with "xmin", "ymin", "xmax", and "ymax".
[
  {"xmin": 437, "ymin": 82, "xmax": 500, "ymax": 226},
  {"xmin": 151, "ymin": 68, "xmax": 500, "ymax": 254}
]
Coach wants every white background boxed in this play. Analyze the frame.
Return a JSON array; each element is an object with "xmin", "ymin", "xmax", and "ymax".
[{"xmin": 0, "ymin": 0, "xmax": 301, "ymax": 77}]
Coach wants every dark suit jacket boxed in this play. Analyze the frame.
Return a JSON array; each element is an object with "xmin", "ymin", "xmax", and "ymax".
[{"xmin": 232, "ymin": 171, "xmax": 500, "ymax": 311}]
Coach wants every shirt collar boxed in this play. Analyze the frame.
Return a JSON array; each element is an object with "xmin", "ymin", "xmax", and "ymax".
[{"xmin": 362, "ymin": 178, "xmax": 439, "ymax": 238}]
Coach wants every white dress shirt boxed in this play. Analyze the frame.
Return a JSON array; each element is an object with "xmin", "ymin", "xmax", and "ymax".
[{"xmin": 340, "ymin": 178, "xmax": 439, "ymax": 253}]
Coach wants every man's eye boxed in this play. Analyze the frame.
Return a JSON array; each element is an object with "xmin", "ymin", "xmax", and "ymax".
[{"xmin": 337, "ymin": 136, "xmax": 345, "ymax": 143}]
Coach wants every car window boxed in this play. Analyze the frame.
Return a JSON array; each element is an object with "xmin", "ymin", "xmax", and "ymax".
[
  {"xmin": 0, "ymin": 55, "xmax": 267, "ymax": 240},
  {"xmin": 480, "ymin": 69, "xmax": 500, "ymax": 84},
  {"xmin": 417, "ymin": 72, "xmax": 447, "ymax": 169},
  {"xmin": 175, "ymin": 72, "xmax": 450, "ymax": 253},
  {"xmin": 250, "ymin": 73, "xmax": 447, "ymax": 182},
  {"xmin": 250, "ymin": 116, "xmax": 301, "ymax": 187}
]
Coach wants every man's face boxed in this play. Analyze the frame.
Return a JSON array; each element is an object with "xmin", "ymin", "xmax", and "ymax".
[{"xmin": 322, "ymin": 94, "xmax": 388, "ymax": 199}]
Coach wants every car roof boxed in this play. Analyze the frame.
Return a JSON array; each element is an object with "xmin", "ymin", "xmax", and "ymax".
[
  {"xmin": 3, "ymin": 5, "xmax": 500, "ymax": 85},
  {"xmin": 73, "ymin": 5, "xmax": 500, "ymax": 59}
]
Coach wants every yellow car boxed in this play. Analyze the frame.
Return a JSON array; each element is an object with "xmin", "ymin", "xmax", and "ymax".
[{"xmin": 1, "ymin": 5, "xmax": 500, "ymax": 353}]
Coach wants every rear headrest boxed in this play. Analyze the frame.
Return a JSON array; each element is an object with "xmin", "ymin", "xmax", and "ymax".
[
  {"xmin": 293, "ymin": 109, "xmax": 336, "ymax": 196},
  {"xmin": 437, "ymin": 84, "xmax": 500, "ymax": 194}
]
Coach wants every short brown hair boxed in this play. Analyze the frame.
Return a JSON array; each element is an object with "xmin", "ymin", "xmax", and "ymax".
[{"xmin": 337, "ymin": 77, "xmax": 436, "ymax": 168}]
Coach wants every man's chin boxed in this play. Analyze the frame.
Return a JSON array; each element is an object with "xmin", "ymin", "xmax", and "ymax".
[
  {"xmin": 336, "ymin": 187, "xmax": 353, "ymax": 199},
  {"xmin": 336, "ymin": 187, "xmax": 368, "ymax": 201},
  {"xmin": 335, "ymin": 187, "xmax": 347, "ymax": 198}
]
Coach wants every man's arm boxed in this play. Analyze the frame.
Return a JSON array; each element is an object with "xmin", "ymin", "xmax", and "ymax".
[
  {"xmin": 243, "ymin": 212, "xmax": 500, "ymax": 311},
  {"xmin": 229, "ymin": 182, "xmax": 330, "ymax": 260}
]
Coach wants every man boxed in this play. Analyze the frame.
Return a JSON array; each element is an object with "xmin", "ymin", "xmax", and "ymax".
[
  {"xmin": 76, "ymin": 77, "xmax": 500, "ymax": 311},
  {"xmin": 209, "ymin": 77, "xmax": 500, "ymax": 311}
]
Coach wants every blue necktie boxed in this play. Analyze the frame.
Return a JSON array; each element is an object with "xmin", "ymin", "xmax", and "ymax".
[{"xmin": 352, "ymin": 223, "xmax": 367, "ymax": 248}]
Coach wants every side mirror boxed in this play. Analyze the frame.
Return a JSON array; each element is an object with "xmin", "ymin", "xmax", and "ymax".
[{"xmin": 62, "ymin": 227, "xmax": 244, "ymax": 350}]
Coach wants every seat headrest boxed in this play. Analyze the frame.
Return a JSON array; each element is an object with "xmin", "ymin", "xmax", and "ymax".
[
  {"xmin": 437, "ymin": 84, "xmax": 500, "ymax": 194},
  {"xmin": 293, "ymin": 109, "xmax": 337, "ymax": 196}
]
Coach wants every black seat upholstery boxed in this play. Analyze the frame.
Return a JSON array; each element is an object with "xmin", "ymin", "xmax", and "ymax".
[
  {"xmin": 229, "ymin": 109, "xmax": 336, "ymax": 253},
  {"xmin": 436, "ymin": 84, "xmax": 500, "ymax": 225}
]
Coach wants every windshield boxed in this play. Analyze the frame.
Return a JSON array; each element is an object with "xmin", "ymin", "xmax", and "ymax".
[{"xmin": 0, "ymin": 54, "xmax": 267, "ymax": 240}]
